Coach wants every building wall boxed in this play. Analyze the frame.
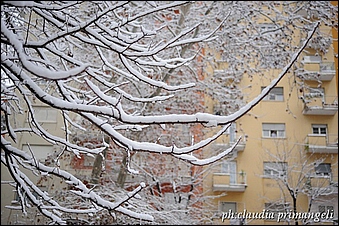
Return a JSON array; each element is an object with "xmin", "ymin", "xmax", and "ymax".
[
  {"xmin": 1, "ymin": 97, "xmax": 67, "ymax": 224},
  {"xmin": 203, "ymin": 14, "xmax": 338, "ymax": 226}
]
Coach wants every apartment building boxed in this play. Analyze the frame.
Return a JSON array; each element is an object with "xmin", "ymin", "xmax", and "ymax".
[{"xmin": 202, "ymin": 4, "xmax": 338, "ymax": 226}]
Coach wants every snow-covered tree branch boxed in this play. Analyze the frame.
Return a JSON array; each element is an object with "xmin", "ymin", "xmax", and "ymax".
[{"xmin": 1, "ymin": 1, "xmax": 337, "ymax": 224}]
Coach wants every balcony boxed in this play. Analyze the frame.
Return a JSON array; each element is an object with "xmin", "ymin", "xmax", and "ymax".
[
  {"xmin": 297, "ymin": 9, "xmax": 320, "ymax": 21},
  {"xmin": 212, "ymin": 122, "xmax": 246, "ymax": 153},
  {"xmin": 296, "ymin": 62, "xmax": 336, "ymax": 81},
  {"xmin": 231, "ymin": 139, "xmax": 246, "ymax": 152},
  {"xmin": 307, "ymin": 35, "xmax": 332, "ymax": 51},
  {"xmin": 305, "ymin": 134, "xmax": 338, "ymax": 153},
  {"xmin": 305, "ymin": 175, "xmax": 338, "ymax": 194},
  {"xmin": 212, "ymin": 172, "xmax": 247, "ymax": 192},
  {"xmin": 213, "ymin": 137, "xmax": 246, "ymax": 155},
  {"xmin": 302, "ymin": 95, "xmax": 338, "ymax": 115}
]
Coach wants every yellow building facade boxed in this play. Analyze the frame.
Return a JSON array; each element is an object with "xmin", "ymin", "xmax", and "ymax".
[{"xmin": 203, "ymin": 4, "xmax": 338, "ymax": 225}]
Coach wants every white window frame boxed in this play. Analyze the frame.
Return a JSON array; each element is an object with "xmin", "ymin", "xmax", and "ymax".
[
  {"xmin": 315, "ymin": 163, "xmax": 331, "ymax": 177},
  {"xmin": 220, "ymin": 201, "xmax": 237, "ymax": 213},
  {"xmin": 259, "ymin": 23, "xmax": 278, "ymax": 32},
  {"xmin": 264, "ymin": 162, "xmax": 287, "ymax": 177},
  {"xmin": 262, "ymin": 123, "xmax": 285, "ymax": 138},
  {"xmin": 257, "ymin": 23, "xmax": 288, "ymax": 69},
  {"xmin": 221, "ymin": 161, "xmax": 237, "ymax": 184},
  {"xmin": 312, "ymin": 124, "xmax": 327, "ymax": 135},
  {"xmin": 319, "ymin": 205, "xmax": 334, "ymax": 214},
  {"xmin": 33, "ymin": 106, "xmax": 58, "ymax": 123},
  {"xmin": 262, "ymin": 87, "xmax": 284, "ymax": 101},
  {"xmin": 224, "ymin": 123, "xmax": 237, "ymax": 143},
  {"xmin": 22, "ymin": 144, "xmax": 54, "ymax": 162},
  {"xmin": 83, "ymin": 154, "xmax": 94, "ymax": 167},
  {"xmin": 257, "ymin": 23, "xmax": 286, "ymax": 70},
  {"xmin": 259, "ymin": 47, "xmax": 287, "ymax": 69},
  {"xmin": 303, "ymin": 55, "xmax": 322, "ymax": 63}
]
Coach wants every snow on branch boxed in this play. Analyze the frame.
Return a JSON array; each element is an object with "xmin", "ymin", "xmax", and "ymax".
[
  {"xmin": 1, "ymin": 0, "xmax": 332, "ymax": 223},
  {"xmin": 1, "ymin": 138, "xmax": 154, "ymax": 222}
]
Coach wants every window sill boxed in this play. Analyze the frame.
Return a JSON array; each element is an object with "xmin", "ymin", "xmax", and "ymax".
[
  {"xmin": 262, "ymin": 137, "xmax": 286, "ymax": 139},
  {"xmin": 262, "ymin": 175, "xmax": 286, "ymax": 179}
]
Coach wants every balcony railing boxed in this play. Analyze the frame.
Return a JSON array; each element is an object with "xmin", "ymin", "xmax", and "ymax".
[
  {"xmin": 305, "ymin": 134, "xmax": 338, "ymax": 153},
  {"xmin": 296, "ymin": 62, "xmax": 335, "ymax": 81},
  {"xmin": 305, "ymin": 175, "xmax": 338, "ymax": 193},
  {"xmin": 306, "ymin": 27, "xmax": 332, "ymax": 50},
  {"xmin": 231, "ymin": 139, "xmax": 246, "ymax": 152},
  {"xmin": 213, "ymin": 136, "xmax": 246, "ymax": 154},
  {"xmin": 212, "ymin": 172, "xmax": 247, "ymax": 192},
  {"xmin": 302, "ymin": 95, "xmax": 338, "ymax": 115}
]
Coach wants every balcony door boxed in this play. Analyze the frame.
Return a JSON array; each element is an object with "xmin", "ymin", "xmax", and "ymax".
[
  {"xmin": 229, "ymin": 123, "xmax": 237, "ymax": 143},
  {"xmin": 221, "ymin": 161, "xmax": 237, "ymax": 184}
]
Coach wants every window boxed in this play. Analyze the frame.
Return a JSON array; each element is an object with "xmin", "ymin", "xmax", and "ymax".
[
  {"xmin": 83, "ymin": 154, "xmax": 94, "ymax": 167},
  {"xmin": 13, "ymin": 186, "xmax": 47, "ymax": 205},
  {"xmin": 315, "ymin": 163, "xmax": 331, "ymax": 176},
  {"xmin": 220, "ymin": 201, "xmax": 237, "ymax": 213},
  {"xmin": 262, "ymin": 123, "xmax": 285, "ymax": 138},
  {"xmin": 262, "ymin": 87, "xmax": 284, "ymax": 101},
  {"xmin": 221, "ymin": 161, "xmax": 237, "ymax": 184},
  {"xmin": 229, "ymin": 123, "xmax": 237, "ymax": 143},
  {"xmin": 1, "ymin": 114, "xmax": 6, "ymax": 131},
  {"xmin": 312, "ymin": 124, "xmax": 327, "ymax": 135},
  {"xmin": 259, "ymin": 23, "xmax": 278, "ymax": 33},
  {"xmin": 303, "ymin": 55, "xmax": 322, "ymax": 63},
  {"xmin": 320, "ymin": 62, "xmax": 335, "ymax": 72},
  {"xmin": 33, "ymin": 107, "xmax": 58, "ymax": 123},
  {"xmin": 259, "ymin": 48, "xmax": 288, "ymax": 69},
  {"xmin": 264, "ymin": 162, "xmax": 287, "ymax": 177},
  {"xmin": 319, "ymin": 205, "xmax": 334, "ymax": 214},
  {"xmin": 307, "ymin": 87, "xmax": 324, "ymax": 99},
  {"xmin": 22, "ymin": 144, "xmax": 54, "ymax": 162},
  {"xmin": 257, "ymin": 24, "xmax": 287, "ymax": 69}
]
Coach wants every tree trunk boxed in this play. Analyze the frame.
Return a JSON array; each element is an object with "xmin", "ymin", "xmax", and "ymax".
[
  {"xmin": 90, "ymin": 136, "xmax": 109, "ymax": 184},
  {"xmin": 293, "ymin": 196, "xmax": 298, "ymax": 225},
  {"xmin": 117, "ymin": 152, "xmax": 127, "ymax": 188}
]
